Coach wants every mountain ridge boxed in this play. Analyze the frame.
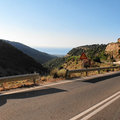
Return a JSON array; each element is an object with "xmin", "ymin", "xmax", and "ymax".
[
  {"xmin": 6, "ymin": 40, "xmax": 57, "ymax": 64},
  {"xmin": 0, "ymin": 40, "xmax": 47, "ymax": 77}
]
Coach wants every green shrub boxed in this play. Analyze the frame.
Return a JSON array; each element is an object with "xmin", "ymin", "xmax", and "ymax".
[
  {"xmin": 93, "ymin": 56, "xmax": 101, "ymax": 63},
  {"xmin": 57, "ymin": 69, "xmax": 66, "ymax": 78},
  {"xmin": 50, "ymin": 68, "xmax": 66, "ymax": 78}
]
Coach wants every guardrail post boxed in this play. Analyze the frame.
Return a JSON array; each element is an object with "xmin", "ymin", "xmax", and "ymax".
[
  {"xmin": 98, "ymin": 69, "xmax": 100, "ymax": 74},
  {"xmin": 86, "ymin": 71, "xmax": 88, "ymax": 76},
  {"xmin": 33, "ymin": 78, "xmax": 36, "ymax": 85},
  {"xmin": 65, "ymin": 69, "xmax": 70, "ymax": 79},
  {"xmin": 2, "ymin": 83, "xmax": 5, "ymax": 90}
]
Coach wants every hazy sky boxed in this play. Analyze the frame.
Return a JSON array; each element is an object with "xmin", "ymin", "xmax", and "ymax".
[{"xmin": 0, "ymin": 0, "xmax": 120, "ymax": 48}]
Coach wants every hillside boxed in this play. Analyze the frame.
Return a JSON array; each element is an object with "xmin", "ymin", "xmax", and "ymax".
[
  {"xmin": 0, "ymin": 40, "xmax": 47, "ymax": 77},
  {"xmin": 105, "ymin": 38, "xmax": 120, "ymax": 61},
  {"xmin": 68, "ymin": 44, "xmax": 107, "ymax": 59},
  {"xmin": 44, "ymin": 57, "xmax": 68, "ymax": 70},
  {"xmin": 44, "ymin": 44, "xmax": 108, "ymax": 70},
  {"xmin": 6, "ymin": 40, "xmax": 57, "ymax": 64}
]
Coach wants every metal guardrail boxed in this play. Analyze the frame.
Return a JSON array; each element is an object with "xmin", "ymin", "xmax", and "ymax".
[
  {"xmin": 0, "ymin": 73, "xmax": 40, "ymax": 89},
  {"xmin": 65, "ymin": 66, "xmax": 120, "ymax": 78}
]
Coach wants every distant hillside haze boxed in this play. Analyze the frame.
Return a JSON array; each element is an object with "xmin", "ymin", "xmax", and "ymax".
[
  {"xmin": 35, "ymin": 47, "xmax": 71, "ymax": 56},
  {"xmin": 6, "ymin": 41, "xmax": 57, "ymax": 64},
  {"xmin": 0, "ymin": 40, "xmax": 47, "ymax": 77}
]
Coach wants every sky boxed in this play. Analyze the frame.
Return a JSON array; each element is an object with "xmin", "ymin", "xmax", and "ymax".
[{"xmin": 0, "ymin": 0, "xmax": 120, "ymax": 53}]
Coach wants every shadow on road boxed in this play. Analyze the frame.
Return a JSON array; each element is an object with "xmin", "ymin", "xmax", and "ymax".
[
  {"xmin": 0, "ymin": 95, "xmax": 7, "ymax": 106},
  {"xmin": 0, "ymin": 88, "xmax": 66, "ymax": 107},
  {"xmin": 83, "ymin": 72, "xmax": 120, "ymax": 83}
]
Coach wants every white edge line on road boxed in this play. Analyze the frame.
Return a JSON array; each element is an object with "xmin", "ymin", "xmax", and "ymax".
[
  {"xmin": 69, "ymin": 91, "xmax": 120, "ymax": 120},
  {"xmin": 81, "ymin": 94, "xmax": 120, "ymax": 120}
]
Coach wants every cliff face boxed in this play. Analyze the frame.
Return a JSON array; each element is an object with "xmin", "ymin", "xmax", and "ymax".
[{"xmin": 105, "ymin": 42, "xmax": 120, "ymax": 61}]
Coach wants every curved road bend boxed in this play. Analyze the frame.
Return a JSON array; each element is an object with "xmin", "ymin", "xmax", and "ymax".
[{"xmin": 0, "ymin": 73, "xmax": 120, "ymax": 120}]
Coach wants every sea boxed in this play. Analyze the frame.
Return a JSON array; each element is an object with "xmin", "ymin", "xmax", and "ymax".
[{"xmin": 35, "ymin": 47, "xmax": 72, "ymax": 56}]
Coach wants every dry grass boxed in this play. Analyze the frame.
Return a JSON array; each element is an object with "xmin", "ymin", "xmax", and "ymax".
[
  {"xmin": 0, "ymin": 79, "xmax": 40, "ymax": 91},
  {"xmin": 50, "ymin": 68, "xmax": 66, "ymax": 78},
  {"xmin": 40, "ymin": 75, "xmax": 65, "ymax": 84},
  {"xmin": 57, "ymin": 69, "xmax": 66, "ymax": 78},
  {"xmin": 0, "ymin": 64, "xmax": 119, "ymax": 91}
]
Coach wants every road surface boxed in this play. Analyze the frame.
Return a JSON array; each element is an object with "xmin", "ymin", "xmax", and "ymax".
[{"xmin": 0, "ymin": 72, "xmax": 120, "ymax": 120}]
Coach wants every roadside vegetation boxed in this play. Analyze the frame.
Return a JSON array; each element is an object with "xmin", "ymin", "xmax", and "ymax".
[
  {"xmin": 1, "ymin": 43, "xmax": 120, "ymax": 91},
  {"xmin": 42, "ymin": 43, "xmax": 119, "ymax": 81}
]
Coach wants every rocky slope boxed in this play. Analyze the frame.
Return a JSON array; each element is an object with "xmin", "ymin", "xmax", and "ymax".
[
  {"xmin": 105, "ymin": 39, "xmax": 120, "ymax": 61},
  {"xmin": 45, "ymin": 39, "xmax": 120, "ymax": 70}
]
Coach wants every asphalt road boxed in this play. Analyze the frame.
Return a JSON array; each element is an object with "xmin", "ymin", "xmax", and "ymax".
[{"xmin": 0, "ymin": 72, "xmax": 120, "ymax": 120}]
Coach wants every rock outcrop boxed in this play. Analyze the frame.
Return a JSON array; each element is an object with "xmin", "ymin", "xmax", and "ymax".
[{"xmin": 105, "ymin": 39, "xmax": 120, "ymax": 61}]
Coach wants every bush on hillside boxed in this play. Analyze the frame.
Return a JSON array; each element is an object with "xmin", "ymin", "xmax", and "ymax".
[
  {"xmin": 50, "ymin": 68, "xmax": 66, "ymax": 78},
  {"xmin": 93, "ymin": 56, "xmax": 101, "ymax": 63}
]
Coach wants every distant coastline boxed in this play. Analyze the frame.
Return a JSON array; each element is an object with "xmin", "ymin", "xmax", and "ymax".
[{"xmin": 35, "ymin": 47, "xmax": 71, "ymax": 56}]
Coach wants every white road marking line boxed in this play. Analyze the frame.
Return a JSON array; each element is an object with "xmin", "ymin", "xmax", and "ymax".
[
  {"xmin": 81, "ymin": 94, "xmax": 120, "ymax": 120},
  {"xmin": 69, "ymin": 91, "xmax": 120, "ymax": 120},
  {"xmin": 0, "ymin": 79, "xmax": 81, "ymax": 96}
]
